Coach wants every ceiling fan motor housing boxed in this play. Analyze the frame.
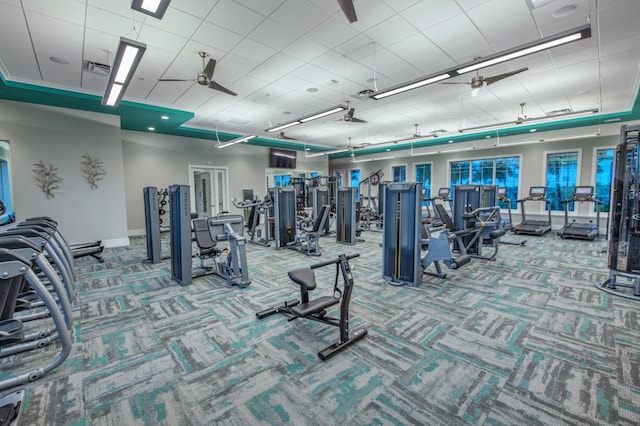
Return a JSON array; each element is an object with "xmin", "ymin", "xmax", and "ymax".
[
  {"xmin": 471, "ymin": 75, "xmax": 484, "ymax": 89},
  {"xmin": 196, "ymin": 73, "xmax": 208, "ymax": 85}
]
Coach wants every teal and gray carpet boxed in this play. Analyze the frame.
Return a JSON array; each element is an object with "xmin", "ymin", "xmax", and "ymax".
[{"xmin": 2, "ymin": 230, "xmax": 639, "ymax": 425}]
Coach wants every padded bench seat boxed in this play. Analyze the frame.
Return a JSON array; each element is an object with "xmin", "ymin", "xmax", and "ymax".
[{"xmin": 290, "ymin": 296, "xmax": 338, "ymax": 317}]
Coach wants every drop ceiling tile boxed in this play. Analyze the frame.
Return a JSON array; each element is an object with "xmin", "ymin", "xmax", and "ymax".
[
  {"xmin": 334, "ymin": 35, "xmax": 376, "ymax": 61},
  {"xmin": 386, "ymin": 33, "xmax": 455, "ymax": 74},
  {"xmin": 87, "ymin": 0, "xmax": 132, "ymax": 19},
  {"xmin": 143, "ymin": 7, "xmax": 203, "ymax": 38},
  {"xmin": 169, "ymin": 0, "xmax": 216, "ymax": 17},
  {"xmin": 423, "ymin": 13, "xmax": 478, "ymax": 46},
  {"xmin": 0, "ymin": 41, "xmax": 41, "ymax": 80},
  {"xmin": 86, "ymin": 5, "xmax": 136, "ymax": 38},
  {"xmin": 233, "ymin": 0, "xmax": 286, "ymax": 16},
  {"xmin": 306, "ymin": 16, "xmax": 359, "ymax": 49},
  {"xmin": 232, "ymin": 38, "xmax": 277, "ymax": 64},
  {"xmin": 138, "ymin": 25, "xmax": 188, "ymax": 54},
  {"xmin": 83, "ymin": 29, "xmax": 120, "ymax": 61},
  {"xmin": 270, "ymin": 0, "xmax": 330, "ymax": 35},
  {"xmin": 347, "ymin": 0, "xmax": 396, "ymax": 31},
  {"xmin": 146, "ymin": 80, "xmax": 195, "ymax": 105},
  {"xmin": 358, "ymin": 49, "xmax": 416, "ymax": 84},
  {"xmin": 25, "ymin": 13, "xmax": 84, "ymax": 57},
  {"xmin": 272, "ymin": 74, "xmax": 309, "ymax": 90},
  {"xmin": 219, "ymin": 53, "xmax": 260, "ymax": 77},
  {"xmin": 401, "ymin": 0, "xmax": 463, "ymax": 31},
  {"xmin": 22, "ymin": 0, "xmax": 86, "ymax": 26},
  {"xmin": 381, "ymin": 0, "xmax": 422, "ymax": 13},
  {"xmin": 474, "ymin": 14, "xmax": 539, "ymax": 51},
  {"xmin": 0, "ymin": 4, "xmax": 30, "ymax": 41},
  {"xmin": 284, "ymin": 37, "xmax": 328, "ymax": 62},
  {"xmin": 36, "ymin": 47, "xmax": 82, "ymax": 88},
  {"xmin": 171, "ymin": 84, "xmax": 218, "ymax": 109},
  {"xmin": 179, "ymin": 41, "xmax": 226, "ymax": 62},
  {"xmin": 0, "ymin": 0, "xmax": 21, "ymax": 6},
  {"xmin": 456, "ymin": 0, "xmax": 492, "ymax": 10},
  {"xmin": 206, "ymin": 0, "xmax": 265, "ymax": 36},
  {"xmin": 191, "ymin": 21, "xmax": 244, "ymax": 53},
  {"xmin": 248, "ymin": 18, "xmax": 302, "ymax": 50},
  {"xmin": 363, "ymin": 15, "xmax": 416, "ymax": 48}
]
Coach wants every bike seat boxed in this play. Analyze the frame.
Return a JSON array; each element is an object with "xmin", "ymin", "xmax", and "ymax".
[{"xmin": 288, "ymin": 268, "xmax": 316, "ymax": 291}]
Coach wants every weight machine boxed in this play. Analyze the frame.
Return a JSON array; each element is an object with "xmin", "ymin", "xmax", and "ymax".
[
  {"xmin": 232, "ymin": 196, "xmax": 272, "ymax": 247},
  {"xmin": 312, "ymin": 186, "xmax": 332, "ymax": 235},
  {"xmin": 358, "ymin": 169, "xmax": 384, "ymax": 231},
  {"xmin": 336, "ymin": 187, "xmax": 358, "ymax": 245},
  {"xmin": 596, "ymin": 124, "xmax": 640, "ymax": 299},
  {"xmin": 271, "ymin": 187, "xmax": 297, "ymax": 249}
]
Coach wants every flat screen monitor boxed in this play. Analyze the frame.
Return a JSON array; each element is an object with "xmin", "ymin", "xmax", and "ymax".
[
  {"xmin": 575, "ymin": 186, "xmax": 594, "ymax": 195},
  {"xmin": 497, "ymin": 187, "xmax": 506, "ymax": 196},
  {"xmin": 269, "ymin": 148, "xmax": 297, "ymax": 169},
  {"xmin": 438, "ymin": 187, "xmax": 450, "ymax": 197},
  {"xmin": 242, "ymin": 189, "xmax": 254, "ymax": 201},
  {"xmin": 530, "ymin": 187, "xmax": 546, "ymax": 196}
]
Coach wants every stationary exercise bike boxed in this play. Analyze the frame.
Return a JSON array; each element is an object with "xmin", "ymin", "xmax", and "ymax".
[{"xmin": 256, "ymin": 253, "xmax": 367, "ymax": 360}]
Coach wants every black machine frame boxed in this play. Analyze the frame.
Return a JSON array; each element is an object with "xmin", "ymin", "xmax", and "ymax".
[
  {"xmin": 513, "ymin": 186, "xmax": 553, "ymax": 235},
  {"xmin": 556, "ymin": 185, "xmax": 601, "ymax": 240}
]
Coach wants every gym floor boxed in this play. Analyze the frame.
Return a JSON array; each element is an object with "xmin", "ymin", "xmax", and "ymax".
[{"xmin": 3, "ymin": 230, "xmax": 638, "ymax": 425}]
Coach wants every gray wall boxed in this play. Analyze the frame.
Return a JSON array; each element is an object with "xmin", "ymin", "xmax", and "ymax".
[
  {"xmin": 122, "ymin": 131, "xmax": 327, "ymax": 234},
  {"xmin": 330, "ymin": 132, "xmax": 620, "ymax": 230},
  {"xmin": 0, "ymin": 100, "xmax": 129, "ymax": 246}
]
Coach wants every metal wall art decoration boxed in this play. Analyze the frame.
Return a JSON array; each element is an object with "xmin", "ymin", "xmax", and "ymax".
[
  {"xmin": 81, "ymin": 154, "xmax": 106, "ymax": 189},
  {"xmin": 33, "ymin": 160, "xmax": 63, "ymax": 199}
]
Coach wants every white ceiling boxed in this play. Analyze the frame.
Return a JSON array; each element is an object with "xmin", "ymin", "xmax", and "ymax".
[{"xmin": 0, "ymin": 0, "xmax": 639, "ymax": 149}]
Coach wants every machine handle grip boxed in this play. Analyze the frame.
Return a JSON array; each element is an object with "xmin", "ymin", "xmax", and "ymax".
[{"xmin": 310, "ymin": 253, "xmax": 360, "ymax": 269}]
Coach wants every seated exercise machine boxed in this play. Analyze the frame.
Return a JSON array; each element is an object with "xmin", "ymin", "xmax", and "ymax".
[
  {"xmin": 557, "ymin": 186, "xmax": 601, "ymax": 240},
  {"xmin": 312, "ymin": 186, "xmax": 333, "ymax": 236},
  {"xmin": 423, "ymin": 187, "xmax": 452, "ymax": 227},
  {"xmin": 169, "ymin": 184, "xmax": 250, "ymax": 287},
  {"xmin": 287, "ymin": 205, "xmax": 330, "ymax": 256},
  {"xmin": 336, "ymin": 187, "xmax": 362, "ymax": 245},
  {"xmin": 357, "ymin": 170, "xmax": 384, "ymax": 231},
  {"xmin": 192, "ymin": 215, "xmax": 251, "ymax": 288},
  {"xmin": 513, "ymin": 186, "xmax": 552, "ymax": 235},
  {"xmin": 256, "ymin": 253, "xmax": 367, "ymax": 360},
  {"xmin": 144, "ymin": 186, "xmax": 170, "ymax": 263},
  {"xmin": 232, "ymin": 196, "xmax": 272, "ymax": 247},
  {"xmin": 596, "ymin": 124, "xmax": 640, "ymax": 299},
  {"xmin": 496, "ymin": 187, "xmax": 527, "ymax": 246}
]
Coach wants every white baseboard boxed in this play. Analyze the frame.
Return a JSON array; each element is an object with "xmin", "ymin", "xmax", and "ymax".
[
  {"xmin": 103, "ymin": 237, "xmax": 130, "ymax": 248},
  {"xmin": 128, "ymin": 228, "xmax": 146, "ymax": 237}
]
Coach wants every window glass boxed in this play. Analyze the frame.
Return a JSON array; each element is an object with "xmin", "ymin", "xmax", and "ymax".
[
  {"xmin": 350, "ymin": 169, "xmax": 361, "ymax": 200},
  {"xmin": 450, "ymin": 161, "xmax": 470, "ymax": 195},
  {"xmin": 595, "ymin": 148, "xmax": 614, "ymax": 213},
  {"xmin": 392, "ymin": 165, "xmax": 406, "ymax": 182},
  {"xmin": 495, "ymin": 156, "xmax": 520, "ymax": 210},
  {"xmin": 471, "ymin": 159, "xmax": 493, "ymax": 184},
  {"xmin": 334, "ymin": 169, "xmax": 344, "ymax": 187},
  {"xmin": 415, "ymin": 163, "xmax": 432, "ymax": 207},
  {"xmin": 546, "ymin": 151, "xmax": 579, "ymax": 211},
  {"xmin": 0, "ymin": 141, "xmax": 13, "ymax": 225}
]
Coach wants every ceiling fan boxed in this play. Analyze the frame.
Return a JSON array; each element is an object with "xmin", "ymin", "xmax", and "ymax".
[
  {"xmin": 338, "ymin": 101, "xmax": 367, "ymax": 123},
  {"xmin": 337, "ymin": 0, "xmax": 357, "ymax": 23},
  {"xmin": 158, "ymin": 51, "xmax": 237, "ymax": 96},
  {"xmin": 442, "ymin": 67, "xmax": 528, "ymax": 97},
  {"xmin": 276, "ymin": 131, "xmax": 297, "ymax": 140}
]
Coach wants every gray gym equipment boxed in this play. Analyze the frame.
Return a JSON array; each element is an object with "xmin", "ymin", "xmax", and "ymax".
[
  {"xmin": 0, "ymin": 249, "xmax": 72, "ymax": 392},
  {"xmin": 596, "ymin": 124, "xmax": 640, "ymax": 299},
  {"xmin": 144, "ymin": 186, "xmax": 162, "ymax": 263},
  {"xmin": 358, "ymin": 169, "xmax": 384, "ymax": 231},
  {"xmin": 233, "ymin": 197, "xmax": 271, "ymax": 247},
  {"xmin": 497, "ymin": 187, "xmax": 527, "ymax": 246},
  {"xmin": 513, "ymin": 186, "xmax": 552, "ymax": 235},
  {"xmin": 192, "ymin": 215, "xmax": 251, "ymax": 288},
  {"xmin": 287, "ymin": 205, "xmax": 330, "ymax": 256},
  {"xmin": 336, "ymin": 187, "xmax": 357, "ymax": 245},
  {"xmin": 169, "ymin": 184, "xmax": 192, "ymax": 286},
  {"xmin": 312, "ymin": 186, "xmax": 331, "ymax": 235},
  {"xmin": 271, "ymin": 187, "xmax": 297, "ymax": 249},
  {"xmin": 424, "ymin": 187, "xmax": 452, "ymax": 226},
  {"xmin": 382, "ymin": 182, "xmax": 423, "ymax": 286},
  {"xmin": 557, "ymin": 186, "xmax": 601, "ymax": 240}
]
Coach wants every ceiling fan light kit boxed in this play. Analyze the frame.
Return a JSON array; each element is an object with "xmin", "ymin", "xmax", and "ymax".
[
  {"xmin": 131, "ymin": 0, "xmax": 172, "ymax": 20},
  {"xmin": 370, "ymin": 24, "xmax": 591, "ymax": 100},
  {"xmin": 102, "ymin": 37, "xmax": 147, "ymax": 107}
]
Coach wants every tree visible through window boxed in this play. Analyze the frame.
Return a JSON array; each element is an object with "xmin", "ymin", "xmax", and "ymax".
[
  {"xmin": 595, "ymin": 148, "xmax": 614, "ymax": 213},
  {"xmin": 449, "ymin": 156, "xmax": 520, "ymax": 208},
  {"xmin": 546, "ymin": 151, "xmax": 579, "ymax": 211},
  {"xmin": 392, "ymin": 165, "xmax": 406, "ymax": 182},
  {"xmin": 350, "ymin": 169, "xmax": 361, "ymax": 200},
  {"xmin": 415, "ymin": 163, "xmax": 432, "ymax": 207}
]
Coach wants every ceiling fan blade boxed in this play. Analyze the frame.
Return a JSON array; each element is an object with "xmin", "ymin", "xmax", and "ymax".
[
  {"xmin": 485, "ymin": 67, "xmax": 529, "ymax": 86},
  {"xmin": 158, "ymin": 78, "xmax": 194, "ymax": 82},
  {"xmin": 346, "ymin": 108, "xmax": 355, "ymax": 120},
  {"xmin": 208, "ymin": 80, "xmax": 237, "ymax": 96},
  {"xmin": 277, "ymin": 132, "xmax": 298, "ymax": 140},
  {"xmin": 203, "ymin": 59, "xmax": 217, "ymax": 81},
  {"xmin": 337, "ymin": 0, "xmax": 357, "ymax": 23},
  {"xmin": 350, "ymin": 116, "xmax": 367, "ymax": 123}
]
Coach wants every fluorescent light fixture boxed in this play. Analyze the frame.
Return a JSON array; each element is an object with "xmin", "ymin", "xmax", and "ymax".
[
  {"xmin": 369, "ymin": 24, "xmax": 590, "ymax": 101},
  {"xmin": 410, "ymin": 146, "xmax": 476, "ymax": 157},
  {"xmin": 458, "ymin": 108, "xmax": 598, "ymax": 133},
  {"xmin": 496, "ymin": 133, "xmax": 600, "ymax": 148},
  {"xmin": 352, "ymin": 155, "xmax": 396, "ymax": 163},
  {"xmin": 305, "ymin": 148, "xmax": 349, "ymax": 158},
  {"xmin": 456, "ymin": 25, "xmax": 590, "ymax": 74},
  {"xmin": 131, "ymin": 0, "xmax": 171, "ymax": 19},
  {"xmin": 102, "ymin": 37, "xmax": 146, "ymax": 107},
  {"xmin": 216, "ymin": 135, "xmax": 256, "ymax": 149},
  {"xmin": 371, "ymin": 73, "xmax": 451, "ymax": 100},
  {"xmin": 266, "ymin": 105, "xmax": 347, "ymax": 132}
]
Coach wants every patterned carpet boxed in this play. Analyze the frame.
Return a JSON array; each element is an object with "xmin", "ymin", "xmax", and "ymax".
[{"xmin": 2, "ymin": 227, "xmax": 639, "ymax": 425}]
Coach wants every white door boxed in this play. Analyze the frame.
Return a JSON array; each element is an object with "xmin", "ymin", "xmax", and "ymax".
[{"xmin": 188, "ymin": 166, "xmax": 229, "ymax": 217}]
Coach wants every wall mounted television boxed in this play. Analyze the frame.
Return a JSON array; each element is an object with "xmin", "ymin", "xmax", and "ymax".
[{"xmin": 269, "ymin": 148, "xmax": 297, "ymax": 169}]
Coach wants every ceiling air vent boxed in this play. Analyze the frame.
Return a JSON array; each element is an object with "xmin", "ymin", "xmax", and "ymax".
[{"xmin": 83, "ymin": 60, "xmax": 111, "ymax": 77}]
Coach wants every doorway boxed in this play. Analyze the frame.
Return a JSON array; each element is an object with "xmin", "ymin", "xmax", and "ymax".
[{"xmin": 188, "ymin": 166, "xmax": 229, "ymax": 217}]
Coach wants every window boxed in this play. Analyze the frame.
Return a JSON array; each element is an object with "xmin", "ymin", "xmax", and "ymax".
[
  {"xmin": 449, "ymin": 156, "xmax": 520, "ymax": 207},
  {"xmin": 274, "ymin": 174, "xmax": 291, "ymax": 187},
  {"xmin": 595, "ymin": 148, "xmax": 614, "ymax": 213},
  {"xmin": 495, "ymin": 157, "xmax": 520, "ymax": 210},
  {"xmin": 0, "ymin": 141, "xmax": 13, "ymax": 225},
  {"xmin": 334, "ymin": 169, "xmax": 344, "ymax": 187},
  {"xmin": 392, "ymin": 165, "xmax": 406, "ymax": 182},
  {"xmin": 415, "ymin": 163, "xmax": 432, "ymax": 207},
  {"xmin": 546, "ymin": 151, "xmax": 579, "ymax": 211},
  {"xmin": 350, "ymin": 169, "xmax": 361, "ymax": 200}
]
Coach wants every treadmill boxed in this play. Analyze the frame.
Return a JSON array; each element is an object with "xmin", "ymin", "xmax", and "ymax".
[
  {"xmin": 497, "ymin": 187, "xmax": 527, "ymax": 246},
  {"xmin": 513, "ymin": 186, "xmax": 552, "ymax": 235},
  {"xmin": 556, "ymin": 186, "xmax": 601, "ymax": 240}
]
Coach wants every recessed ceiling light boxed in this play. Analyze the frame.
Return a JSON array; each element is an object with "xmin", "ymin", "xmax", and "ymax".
[
  {"xmin": 386, "ymin": 148, "xmax": 391, "ymax": 151},
  {"xmin": 161, "ymin": 115, "xmax": 169, "ymax": 120},
  {"xmin": 553, "ymin": 4, "xmax": 578, "ymax": 17},
  {"xmin": 49, "ymin": 56, "xmax": 69, "ymax": 64},
  {"xmin": 307, "ymin": 87, "xmax": 319, "ymax": 93},
  {"xmin": 148, "ymin": 127, "xmax": 155, "ymax": 131},
  {"xmin": 530, "ymin": 128, "xmax": 537, "ymax": 132},
  {"xmin": 448, "ymin": 140, "xmax": 453, "ymax": 143},
  {"xmin": 485, "ymin": 135, "xmax": 491, "ymax": 138}
]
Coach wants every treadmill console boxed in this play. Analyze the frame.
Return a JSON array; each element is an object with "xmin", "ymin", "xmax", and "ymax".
[
  {"xmin": 497, "ymin": 187, "xmax": 507, "ymax": 197},
  {"xmin": 574, "ymin": 186, "xmax": 594, "ymax": 201},
  {"xmin": 438, "ymin": 187, "xmax": 450, "ymax": 198},
  {"xmin": 529, "ymin": 187, "xmax": 547, "ymax": 199}
]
